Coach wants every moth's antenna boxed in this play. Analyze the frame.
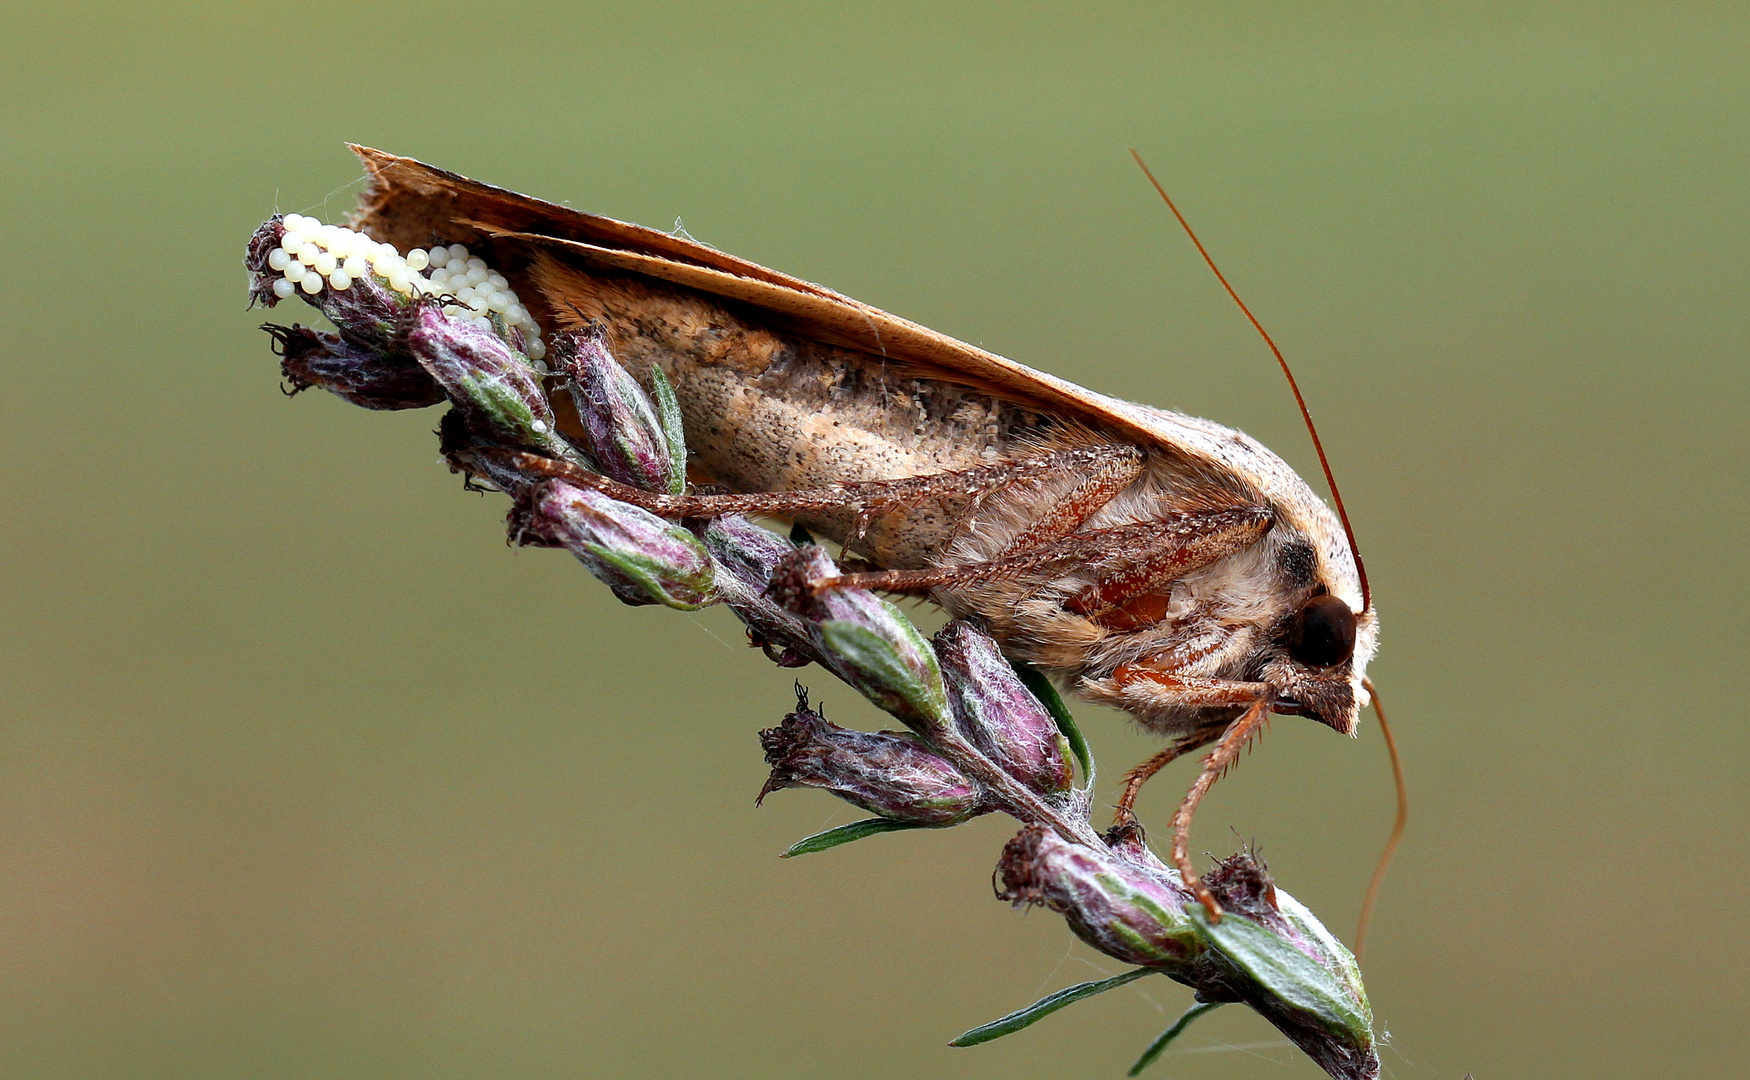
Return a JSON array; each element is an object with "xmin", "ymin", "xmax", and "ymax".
[
  {"xmin": 1129, "ymin": 149, "xmax": 1371, "ymax": 612},
  {"xmin": 1354, "ymin": 677, "xmax": 1407, "ymax": 961}
]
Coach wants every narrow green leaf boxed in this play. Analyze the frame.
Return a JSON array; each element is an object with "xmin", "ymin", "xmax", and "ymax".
[
  {"xmin": 949, "ymin": 968, "xmax": 1155, "ymax": 1047},
  {"xmin": 647, "ymin": 365, "xmax": 688, "ymax": 495},
  {"xmin": 779, "ymin": 817, "xmax": 933, "ymax": 857},
  {"xmin": 1011, "ymin": 661, "xmax": 1092, "ymax": 782},
  {"xmin": 1189, "ymin": 908, "xmax": 1371, "ymax": 1042},
  {"xmin": 1128, "ymin": 1002, "xmax": 1223, "ymax": 1075}
]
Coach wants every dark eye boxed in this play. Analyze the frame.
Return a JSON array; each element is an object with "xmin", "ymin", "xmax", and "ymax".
[{"xmin": 1285, "ymin": 594, "xmax": 1357, "ymax": 669}]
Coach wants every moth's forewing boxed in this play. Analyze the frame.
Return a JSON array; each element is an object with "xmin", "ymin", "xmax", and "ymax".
[{"xmin": 346, "ymin": 146, "xmax": 1234, "ymax": 472}]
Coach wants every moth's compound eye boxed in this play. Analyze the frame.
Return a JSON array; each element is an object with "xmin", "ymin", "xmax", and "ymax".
[{"xmin": 1285, "ymin": 594, "xmax": 1357, "ymax": 669}]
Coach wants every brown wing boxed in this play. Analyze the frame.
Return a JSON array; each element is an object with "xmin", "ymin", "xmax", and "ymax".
[{"xmin": 346, "ymin": 145, "xmax": 1203, "ymax": 452}]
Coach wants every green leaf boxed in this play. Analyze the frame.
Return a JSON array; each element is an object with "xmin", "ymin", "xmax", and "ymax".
[
  {"xmin": 1189, "ymin": 908, "xmax": 1371, "ymax": 1042},
  {"xmin": 647, "ymin": 365, "xmax": 688, "ymax": 495},
  {"xmin": 1128, "ymin": 1001, "xmax": 1222, "ymax": 1075},
  {"xmin": 1011, "ymin": 661, "xmax": 1092, "ymax": 783},
  {"xmin": 779, "ymin": 816, "xmax": 934, "ymax": 857},
  {"xmin": 949, "ymin": 968, "xmax": 1155, "ymax": 1047}
]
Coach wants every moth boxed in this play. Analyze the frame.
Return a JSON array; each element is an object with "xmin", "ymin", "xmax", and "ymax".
[{"xmin": 340, "ymin": 147, "xmax": 1390, "ymax": 920}]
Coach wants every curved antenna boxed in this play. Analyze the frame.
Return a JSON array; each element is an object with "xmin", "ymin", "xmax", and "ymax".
[
  {"xmin": 1129, "ymin": 149, "xmax": 1371, "ymax": 611},
  {"xmin": 1354, "ymin": 677, "xmax": 1407, "ymax": 961}
]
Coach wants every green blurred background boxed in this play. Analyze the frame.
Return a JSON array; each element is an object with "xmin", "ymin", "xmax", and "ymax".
[{"xmin": 2, "ymin": 2, "xmax": 1745, "ymax": 1077}]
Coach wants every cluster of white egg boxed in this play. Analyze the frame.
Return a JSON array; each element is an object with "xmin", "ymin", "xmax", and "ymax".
[{"xmin": 261, "ymin": 213, "xmax": 546, "ymax": 361}]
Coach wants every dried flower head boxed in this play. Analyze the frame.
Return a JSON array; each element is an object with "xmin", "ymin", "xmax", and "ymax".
[
  {"xmin": 262, "ymin": 322, "xmax": 444, "ymax": 411},
  {"xmin": 511, "ymin": 479, "xmax": 717, "ymax": 610},
  {"xmin": 758, "ymin": 689, "xmax": 990, "ymax": 826}
]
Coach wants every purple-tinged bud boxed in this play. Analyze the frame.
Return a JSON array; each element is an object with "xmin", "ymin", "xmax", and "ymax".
[
  {"xmin": 263, "ymin": 323, "xmax": 444, "ymax": 411},
  {"xmin": 934, "ymin": 622, "xmax": 1073, "ymax": 795},
  {"xmin": 757, "ymin": 690, "xmax": 989, "ymax": 826},
  {"xmin": 511, "ymin": 479, "xmax": 717, "ymax": 610},
  {"xmin": 698, "ymin": 514, "xmax": 794, "ymax": 596},
  {"xmin": 245, "ymin": 218, "xmax": 411, "ymax": 357},
  {"xmin": 553, "ymin": 329, "xmax": 686, "ymax": 494},
  {"xmin": 1000, "ymin": 827, "xmax": 1378, "ymax": 1079},
  {"xmin": 406, "ymin": 305, "xmax": 571, "ymax": 458},
  {"xmin": 696, "ymin": 516, "xmax": 822, "ymax": 669},
  {"xmin": 768, "ymin": 546, "xmax": 950, "ymax": 732},
  {"xmin": 244, "ymin": 217, "xmax": 289, "ymax": 304},
  {"xmin": 1192, "ymin": 855, "xmax": 1377, "ymax": 1079},
  {"xmin": 999, "ymin": 824, "xmax": 1201, "ymax": 967}
]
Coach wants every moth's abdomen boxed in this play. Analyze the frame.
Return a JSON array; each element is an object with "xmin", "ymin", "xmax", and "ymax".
[{"xmin": 530, "ymin": 254, "xmax": 1061, "ymax": 568}]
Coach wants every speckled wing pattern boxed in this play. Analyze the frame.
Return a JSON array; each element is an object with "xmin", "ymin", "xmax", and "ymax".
[{"xmin": 346, "ymin": 146, "xmax": 1234, "ymax": 474}]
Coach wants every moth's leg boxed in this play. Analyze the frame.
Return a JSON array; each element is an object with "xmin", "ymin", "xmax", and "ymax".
[
  {"xmin": 1111, "ymin": 725, "xmax": 1224, "ymax": 827},
  {"xmin": 497, "ymin": 446, "xmax": 1140, "ymax": 528},
  {"xmin": 819, "ymin": 506, "xmax": 1268, "ymax": 597},
  {"xmin": 987, "ymin": 444, "xmax": 1146, "ymax": 555},
  {"xmin": 1106, "ymin": 667, "xmax": 1272, "ymax": 705},
  {"xmin": 1094, "ymin": 662, "xmax": 1278, "ymax": 919},
  {"xmin": 843, "ymin": 442, "xmax": 1141, "ymax": 546},
  {"xmin": 1100, "ymin": 669, "xmax": 1271, "ymax": 823},
  {"xmin": 1063, "ymin": 509, "xmax": 1270, "ymax": 625},
  {"xmin": 1170, "ymin": 698, "xmax": 1274, "ymax": 921}
]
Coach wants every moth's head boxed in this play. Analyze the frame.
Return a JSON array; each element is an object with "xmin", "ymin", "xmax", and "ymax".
[{"xmin": 1255, "ymin": 534, "xmax": 1377, "ymax": 735}]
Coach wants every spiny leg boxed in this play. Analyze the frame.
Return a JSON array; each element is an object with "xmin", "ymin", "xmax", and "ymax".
[
  {"xmin": 1111, "ymin": 726, "xmax": 1224, "ymax": 829},
  {"xmin": 993, "ymin": 443, "xmax": 1145, "ymax": 555},
  {"xmin": 1107, "ymin": 667, "xmax": 1272, "ymax": 707},
  {"xmin": 1065, "ymin": 508, "xmax": 1269, "ymax": 623},
  {"xmin": 499, "ymin": 445, "xmax": 1272, "ymax": 619},
  {"xmin": 1169, "ymin": 697, "xmax": 1273, "ymax": 921},
  {"xmin": 496, "ymin": 445, "xmax": 1139, "ymax": 527},
  {"xmin": 817, "ymin": 507, "xmax": 1269, "ymax": 597},
  {"xmin": 1102, "ymin": 669, "xmax": 1270, "ymax": 828}
]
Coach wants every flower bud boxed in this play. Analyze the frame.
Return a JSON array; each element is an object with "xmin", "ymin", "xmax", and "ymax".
[
  {"xmin": 998, "ymin": 824, "xmax": 1201, "ymax": 967},
  {"xmin": 263, "ymin": 323, "xmax": 445, "ymax": 411},
  {"xmin": 406, "ymin": 305, "xmax": 571, "ymax": 458},
  {"xmin": 1000, "ymin": 826, "xmax": 1378, "ymax": 1079},
  {"xmin": 1193, "ymin": 855, "xmax": 1376, "ymax": 1079},
  {"xmin": 767, "ymin": 546, "xmax": 950, "ymax": 731},
  {"xmin": 934, "ymin": 621, "xmax": 1073, "ymax": 794},
  {"xmin": 512, "ymin": 479, "xmax": 717, "ymax": 610},
  {"xmin": 758, "ymin": 690, "xmax": 989, "ymax": 825},
  {"xmin": 246, "ymin": 218, "xmax": 412, "ymax": 357},
  {"xmin": 244, "ymin": 216, "xmax": 547, "ymax": 360},
  {"xmin": 695, "ymin": 516, "xmax": 821, "ymax": 668},
  {"xmin": 554, "ymin": 328, "xmax": 686, "ymax": 494}
]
